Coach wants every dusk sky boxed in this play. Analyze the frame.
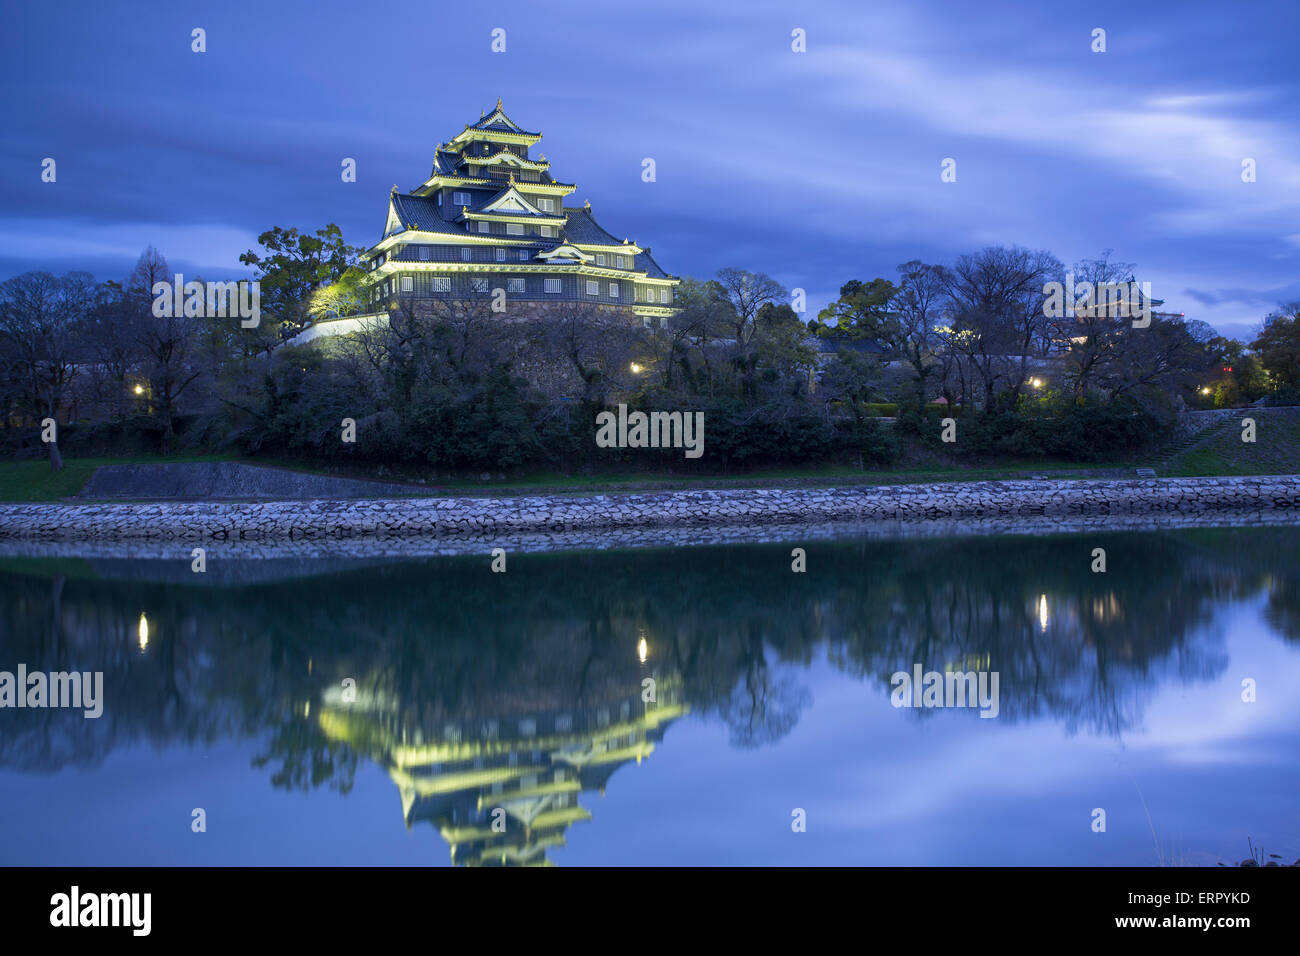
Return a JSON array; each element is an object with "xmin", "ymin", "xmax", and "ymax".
[{"xmin": 2, "ymin": 0, "xmax": 1297, "ymax": 341}]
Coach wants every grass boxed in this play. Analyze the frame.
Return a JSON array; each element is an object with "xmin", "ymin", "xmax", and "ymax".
[
  {"xmin": 1163, "ymin": 408, "xmax": 1300, "ymax": 477},
  {"xmin": 0, "ymin": 453, "xmax": 239, "ymax": 502},
  {"xmin": 1, "ymin": 409, "xmax": 1295, "ymax": 503},
  {"xmin": 0, "ymin": 453, "xmax": 1124, "ymax": 502}
]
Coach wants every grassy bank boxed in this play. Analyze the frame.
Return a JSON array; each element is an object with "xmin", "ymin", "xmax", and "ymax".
[
  {"xmin": 2, "ymin": 408, "xmax": 1296, "ymax": 503},
  {"xmin": 0, "ymin": 456, "xmax": 1141, "ymax": 502}
]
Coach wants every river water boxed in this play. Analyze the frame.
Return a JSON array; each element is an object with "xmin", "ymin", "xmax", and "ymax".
[{"xmin": 1, "ymin": 522, "xmax": 1297, "ymax": 866}]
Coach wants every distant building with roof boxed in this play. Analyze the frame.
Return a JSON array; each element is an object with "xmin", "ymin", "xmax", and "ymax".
[{"xmin": 361, "ymin": 100, "xmax": 679, "ymax": 324}]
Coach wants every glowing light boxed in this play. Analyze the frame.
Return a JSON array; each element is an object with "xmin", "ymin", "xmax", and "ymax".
[
  {"xmin": 137, "ymin": 613, "xmax": 149, "ymax": 651},
  {"xmin": 304, "ymin": 701, "xmax": 311, "ymax": 718},
  {"xmin": 1038, "ymin": 595, "xmax": 1049, "ymax": 631},
  {"xmin": 1029, "ymin": 378, "xmax": 1043, "ymax": 388},
  {"xmin": 638, "ymin": 637, "xmax": 648, "ymax": 663},
  {"xmin": 1200, "ymin": 387, "xmax": 1212, "ymax": 396},
  {"xmin": 629, "ymin": 363, "xmax": 643, "ymax": 374},
  {"xmin": 133, "ymin": 385, "xmax": 143, "ymax": 395}
]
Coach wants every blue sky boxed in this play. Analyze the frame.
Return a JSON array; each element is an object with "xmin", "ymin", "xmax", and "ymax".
[{"xmin": 2, "ymin": 0, "xmax": 1297, "ymax": 341}]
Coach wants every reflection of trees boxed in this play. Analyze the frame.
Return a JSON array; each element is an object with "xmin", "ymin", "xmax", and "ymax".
[{"xmin": 0, "ymin": 525, "xmax": 1296, "ymax": 784}]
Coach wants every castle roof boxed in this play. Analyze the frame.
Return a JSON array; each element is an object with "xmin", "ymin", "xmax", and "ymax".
[
  {"xmin": 562, "ymin": 207, "xmax": 623, "ymax": 245},
  {"xmin": 388, "ymin": 193, "xmax": 462, "ymax": 234}
]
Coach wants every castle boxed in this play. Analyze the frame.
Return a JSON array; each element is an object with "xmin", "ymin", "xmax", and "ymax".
[{"xmin": 362, "ymin": 100, "xmax": 679, "ymax": 325}]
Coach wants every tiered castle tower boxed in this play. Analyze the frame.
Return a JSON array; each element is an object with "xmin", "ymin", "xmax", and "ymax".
[{"xmin": 363, "ymin": 100, "xmax": 679, "ymax": 324}]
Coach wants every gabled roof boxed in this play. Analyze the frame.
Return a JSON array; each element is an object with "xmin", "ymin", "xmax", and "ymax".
[
  {"xmin": 469, "ymin": 100, "xmax": 538, "ymax": 136},
  {"xmin": 477, "ymin": 184, "xmax": 547, "ymax": 217},
  {"xmin": 448, "ymin": 100, "xmax": 543, "ymax": 147},
  {"xmin": 537, "ymin": 243, "xmax": 594, "ymax": 263}
]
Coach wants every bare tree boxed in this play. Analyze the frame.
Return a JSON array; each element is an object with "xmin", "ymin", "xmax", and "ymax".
[
  {"xmin": 715, "ymin": 268, "xmax": 787, "ymax": 397},
  {"xmin": 893, "ymin": 260, "xmax": 947, "ymax": 415},
  {"xmin": 943, "ymin": 246, "xmax": 1063, "ymax": 411},
  {"xmin": 0, "ymin": 271, "xmax": 97, "ymax": 471},
  {"xmin": 1062, "ymin": 251, "xmax": 1136, "ymax": 400}
]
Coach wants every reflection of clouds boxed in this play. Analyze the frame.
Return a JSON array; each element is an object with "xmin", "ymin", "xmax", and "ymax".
[
  {"xmin": 1123, "ymin": 599, "xmax": 1300, "ymax": 762},
  {"xmin": 777, "ymin": 604, "xmax": 1300, "ymax": 863}
]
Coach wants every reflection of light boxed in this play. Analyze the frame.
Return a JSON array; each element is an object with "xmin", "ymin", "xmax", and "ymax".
[
  {"xmin": 1038, "ymin": 594, "xmax": 1049, "ymax": 631},
  {"xmin": 638, "ymin": 637, "xmax": 648, "ymax": 663},
  {"xmin": 137, "ymin": 613, "xmax": 149, "ymax": 651},
  {"xmin": 304, "ymin": 701, "xmax": 311, "ymax": 718},
  {"xmin": 133, "ymin": 384, "xmax": 143, "ymax": 395},
  {"xmin": 630, "ymin": 363, "xmax": 643, "ymax": 374}
]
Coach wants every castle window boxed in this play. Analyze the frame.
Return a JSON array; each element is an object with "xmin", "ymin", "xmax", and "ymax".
[
  {"xmin": 538, "ymin": 198, "xmax": 554, "ymax": 212},
  {"xmin": 507, "ymin": 278, "xmax": 525, "ymax": 293},
  {"xmin": 660, "ymin": 289, "xmax": 668, "ymax": 303},
  {"xmin": 586, "ymin": 280, "xmax": 599, "ymax": 296},
  {"xmin": 609, "ymin": 283, "xmax": 619, "ymax": 298},
  {"xmin": 507, "ymin": 223, "xmax": 524, "ymax": 236},
  {"xmin": 596, "ymin": 254, "xmax": 606, "ymax": 266},
  {"xmin": 432, "ymin": 277, "xmax": 451, "ymax": 292},
  {"xmin": 461, "ymin": 248, "xmax": 471, "ymax": 261},
  {"xmin": 541, "ymin": 226, "xmax": 555, "ymax": 238},
  {"xmin": 660, "ymin": 316, "xmax": 669, "ymax": 329},
  {"xmin": 400, "ymin": 276, "xmax": 413, "ymax": 292},
  {"xmin": 418, "ymin": 246, "xmax": 430, "ymax": 261},
  {"xmin": 495, "ymin": 248, "xmax": 507, "ymax": 262},
  {"xmin": 518, "ymin": 249, "xmax": 530, "ymax": 261},
  {"xmin": 643, "ymin": 317, "xmax": 652, "ymax": 329},
  {"xmin": 453, "ymin": 191, "xmax": 470, "ymax": 205},
  {"xmin": 470, "ymin": 277, "xmax": 489, "ymax": 293},
  {"xmin": 478, "ymin": 221, "xmax": 490, "ymax": 233},
  {"xmin": 616, "ymin": 256, "xmax": 625, "ymax": 268},
  {"xmin": 436, "ymin": 193, "xmax": 442, "ymax": 206},
  {"xmin": 545, "ymin": 279, "xmax": 561, "ymax": 293}
]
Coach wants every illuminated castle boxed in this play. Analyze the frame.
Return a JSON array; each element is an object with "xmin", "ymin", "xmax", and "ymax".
[{"xmin": 362, "ymin": 100, "xmax": 679, "ymax": 325}]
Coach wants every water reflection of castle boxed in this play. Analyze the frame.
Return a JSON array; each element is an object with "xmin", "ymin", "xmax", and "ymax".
[{"xmin": 317, "ymin": 677, "xmax": 687, "ymax": 866}]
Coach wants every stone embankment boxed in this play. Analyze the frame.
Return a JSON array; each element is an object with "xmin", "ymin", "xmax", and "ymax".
[{"xmin": 1, "ymin": 475, "xmax": 1297, "ymax": 542}]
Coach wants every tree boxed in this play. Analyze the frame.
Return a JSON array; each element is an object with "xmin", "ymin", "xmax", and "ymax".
[
  {"xmin": 753, "ymin": 302, "xmax": 817, "ymax": 396},
  {"xmin": 0, "ymin": 271, "xmax": 97, "ymax": 471},
  {"xmin": 1253, "ymin": 305, "xmax": 1300, "ymax": 389},
  {"xmin": 943, "ymin": 246, "xmax": 1063, "ymax": 412},
  {"xmin": 138, "ymin": 297, "xmax": 203, "ymax": 456},
  {"xmin": 715, "ymin": 268, "xmax": 787, "ymax": 398},
  {"xmin": 891, "ymin": 261, "xmax": 947, "ymax": 417},
  {"xmin": 813, "ymin": 277, "xmax": 896, "ymax": 341},
  {"xmin": 307, "ymin": 266, "xmax": 369, "ymax": 325},
  {"xmin": 1061, "ymin": 252, "xmax": 1137, "ymax": 400},
  {"xmin": 239, "ymin": 224, "xmax": 361, "ymax": 336}
]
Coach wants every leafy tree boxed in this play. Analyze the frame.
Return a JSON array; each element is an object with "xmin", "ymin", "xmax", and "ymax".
[
  {"xmin": 308, "ymin": 266, "xmax": 369, "ymax": 325},
  {"xmin": 813, "ymin": 277, "xmax": 896, "ymax": 341},
  {"xmin": 240, "ymin": 224, "xmax": 361, "ymax": 335},
  {"xmin": 1253, "ymin": 305, "xmax": 1300, "ymax": 389}
]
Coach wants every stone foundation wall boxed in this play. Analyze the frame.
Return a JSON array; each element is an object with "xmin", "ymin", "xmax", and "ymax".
[{"xmin": 1, "ymin": 475, "xmax": 1297, "ymax": 542}]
